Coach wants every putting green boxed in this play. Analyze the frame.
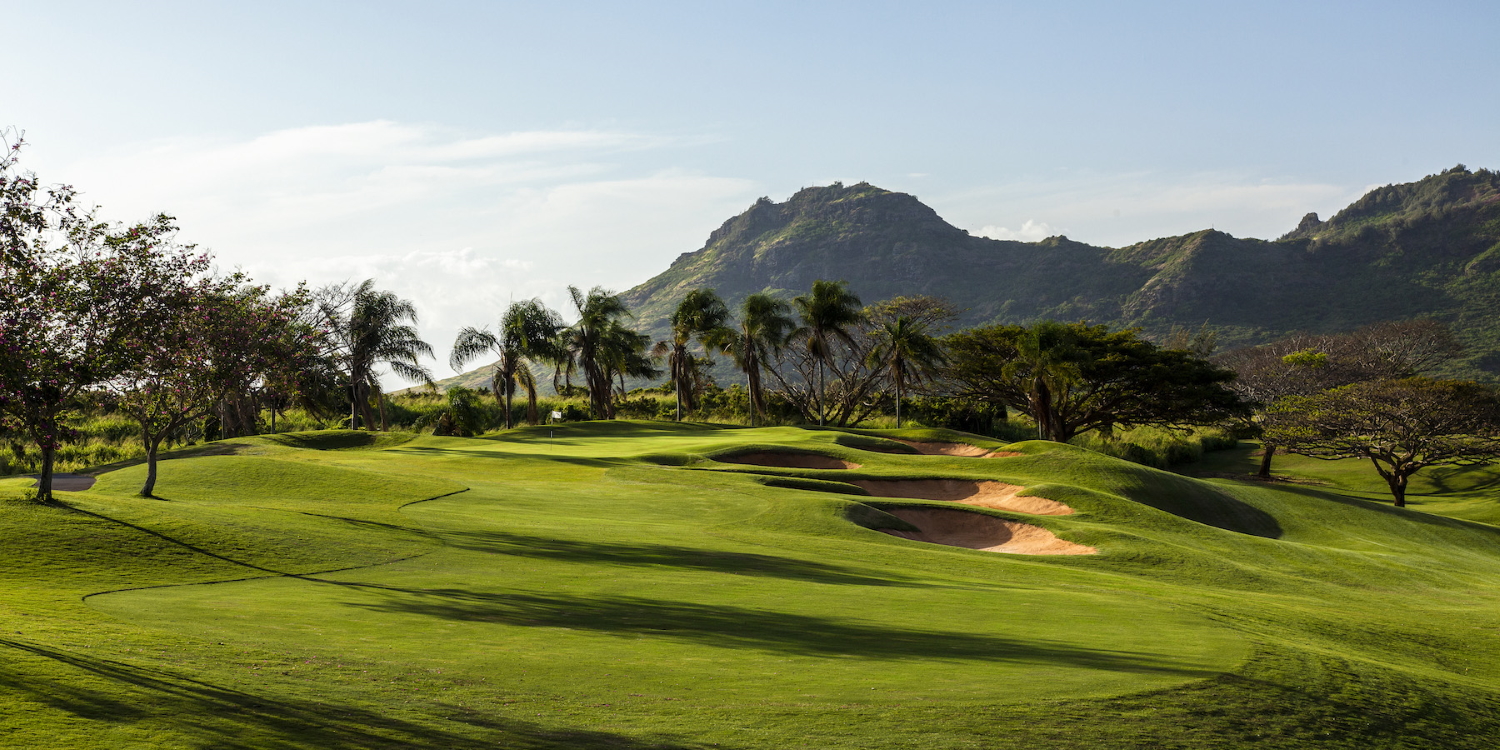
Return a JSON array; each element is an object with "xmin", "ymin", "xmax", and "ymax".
[{"xmin": 5, "ymin": 423, "xmax": 1500, "ymax": 747}]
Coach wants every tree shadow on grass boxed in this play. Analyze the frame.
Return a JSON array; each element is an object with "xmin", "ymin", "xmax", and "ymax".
[
  {"xmin": 336, "ymin": 587, "xmax": 1213, "ymax": 676},
  {"xmin": 1423, "ymin": 464, "xmax": 1500, "ymax": 496},
  {"xmin": 0, "ymin": 638, "xmax": 713, "ymax": 749},
  {"xmin": 438, "ymin": 529, "xmax": 926, "ymax": 588},
  {"xmin": 1251, "ymin": 481, "xmax": 1500, "ymax": 538}
]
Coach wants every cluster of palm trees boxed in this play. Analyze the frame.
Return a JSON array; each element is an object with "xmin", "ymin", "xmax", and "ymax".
[
  {"xmin": 450, "ymin": 286, "xmax": 659, "ymax": 423},
  {"xmin": 322, "ymin": 277, "xmax": 948, "ymax": 431},
  {"xmin": 640, "ymin": 280, "xmax": 949, "ymax": 428}
]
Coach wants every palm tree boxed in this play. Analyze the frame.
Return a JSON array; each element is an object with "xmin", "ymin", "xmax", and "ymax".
[
  {"xmin": 1003, "ymin": 321, "xmax": 1087, "ymax": 442},
  {"xmin": 654, "ymin": 289, "xmax": 731, "ymax": 421},
  {"xmin": 319, "ymin": 280, "xmax": 434, "ymax": 431},
  {"xmin": 563, "ymin": 286, "xmax": 635, "ymax": 419},
  {"xmin": 713, "ymin": 293, "xmax": 796, "ymax": 427},
  {"xmin": 792, "ymin": 280, "xmax": 865, "ymax": 425},
  {"xmin": 450, "ymin": 299, "xmax": 563, "ymax": 429},
  {"xmin": 601, "ymin": 320, "xmax": 659, "ymax": 416},
  {"xmin": 868, "ymin": 315, "xmax": 947, "ymax": 426}
]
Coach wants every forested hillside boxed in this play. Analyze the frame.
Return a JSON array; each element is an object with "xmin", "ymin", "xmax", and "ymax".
[
  {"xmin": 439, "ymin": 166, "xmax": 1500, "ymax": 392},
  {"xmin": 621, "ymin": 166, "xmax": 1500, "ymax": 377}
]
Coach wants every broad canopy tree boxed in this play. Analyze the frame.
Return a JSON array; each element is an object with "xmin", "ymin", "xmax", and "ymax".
[
  {"xmin": 0, "ymin": 133, "xmax": 207, "ymax": 501},
  {"xmin": 1216, "ymin": 320, "xmax": 1463, "ymax": 477},
  {"xmin": 1264, "ymin": 377, "xmax": 1500, "ymax": 507},
  {"xmin": 106, "ymin": 282, "xmax": 314, "ymax": 496},
  {"xmin": 945, "ymin": 321, "xmax": 1248, "ymax": 442}
]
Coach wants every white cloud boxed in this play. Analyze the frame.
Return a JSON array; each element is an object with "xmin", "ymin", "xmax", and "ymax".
[
  {"xmin": 977, "ymin": 219, "xmax": 1057, "ymax": 242},
  {"xmin": 38, "ymin": 122, "xmax": 759, "ymax": 382}
]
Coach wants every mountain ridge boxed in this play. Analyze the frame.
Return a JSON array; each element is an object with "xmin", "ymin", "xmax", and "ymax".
[{"xmin": 436, "ymin": 167, "xmax": 1500, "ymax": 392}]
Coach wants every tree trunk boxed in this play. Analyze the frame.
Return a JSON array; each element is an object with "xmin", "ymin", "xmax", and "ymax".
[
  {"xmin": 526, "ymin": 385, "xmax": 539, "ymax": 426},
  {"xmin": 140, "ymin": 437, "xmax": 163, "ymax": 497},
  {"xmin": 817, "ymin": 357, "xmax": 826, "ymax": 427},
  {"xmin": 1388, "ymin": 473, "xmax": 1408, "ymax": 507},
  {"xmin": 37, "ymin": 444, "xmax": 55, "ymax": 504},
  {"xmin": 894, "ymin": 375, "xmax": 903, "ymax": 427},
  {"xmin": 1257, "ymin": 444, "xmax": 1276, "ymax": 478},
  {"xmin": 675, "ymin": 354, "xmax": 683, "ymax": 422},
  {"xmin": 379, "ymin": 391, "xmax": 389, "ymax": 432},
  {"xmin": 505, "ymin": 387, "xmax": 515, "ymax": 430},
  {"xmin": 360, "ymin": 383, "xmax": 378, "ymax": 433},
  {"xmin": 1032, "ymin": 379, "xmax": 1057, "ymax": 441},
  {"xmin": 746, "ymin": 353, "xmax": 763, "ymax": 428}
]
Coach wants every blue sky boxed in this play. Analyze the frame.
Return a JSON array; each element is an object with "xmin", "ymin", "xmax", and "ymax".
[{"xmin": 8, "ymin": 1, "xmax": 1498, "ymax": 378}]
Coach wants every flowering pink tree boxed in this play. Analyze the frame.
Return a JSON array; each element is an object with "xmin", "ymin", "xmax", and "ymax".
[
  {"xmin": 107, "ymin": 281, "xmax": 314, "ymax": 496},
  {"xmin": 0, "ymin": 132, "xmax": 194, "ymax": 502}
]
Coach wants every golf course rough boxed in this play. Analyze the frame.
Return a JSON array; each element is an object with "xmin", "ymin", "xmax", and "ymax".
[{"xmin": 0, "ymin": 423, "xmax": 1495, "ymax": 748}]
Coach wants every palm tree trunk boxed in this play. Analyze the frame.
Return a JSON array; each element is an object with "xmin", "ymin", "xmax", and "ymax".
[
  {"xmin": 675, "ymin": 353, "xmax": 683, "ymax": 421},
  {"xmin": 505, "ymin": 386, "xmax": 515, "ymax": 430},
  {"xmin": 817, "ymin": 357, "xmax": 826, "ymax": 427},
  {"xmin": 894, "ymin": 372, "xmax": 903, "ymax": 427},
  {"xmin": 379, "ymin": 390, "xmax": 389, "ymax": 432},
  {"xmin": 359, "ymin": 382, "xmax": 378, "ymax": 433},
  {"xmin": 747, "ymin": 354, "xmax": 763, "ymax": 428}
]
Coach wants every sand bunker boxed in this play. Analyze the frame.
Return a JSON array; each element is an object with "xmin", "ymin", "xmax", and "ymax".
[
  {"xmin": 879, "ymin": 507, "xmax": 1096, "ymax": 555},
  {"xmin": 849, "ymin": 479, "xmax": 1073, "ymax": 515},
  {"xmin": 895, "ymin": 440, "xmax": 1020, "ymax": 458},
  {"xmin": 30, "ymin": 474, "xmax": 96, "ymax": 492},
  {"xmin": 719, "ymin": 452, "xmax": 861, "ymax": 470}
]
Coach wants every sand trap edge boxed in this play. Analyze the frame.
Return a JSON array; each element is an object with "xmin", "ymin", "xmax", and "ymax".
[
  {"xmin": 849, "ymin": 478, "xmax": 1074, "ymax": 515},
  {"xmin": 878, "ymin": 506, "xmax": 1096, "ymax": 556}
]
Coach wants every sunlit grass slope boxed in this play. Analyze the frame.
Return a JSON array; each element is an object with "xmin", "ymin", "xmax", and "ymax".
[
  {"xmin": 1189, "ymin": 440, "xmax": 1500, "ymax": 525},
  {"xmin": 1, "ymin": 424, "xmax": 1499, "ymax": 748}
]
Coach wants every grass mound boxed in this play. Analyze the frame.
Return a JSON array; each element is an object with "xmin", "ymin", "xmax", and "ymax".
[
  {"xmin": 0, "ymin": 422, "xmax": 1498, "ymax": 748},
  {"xmin": 256, "ymin": 429, "xmax": 417, "ymax": 451}
]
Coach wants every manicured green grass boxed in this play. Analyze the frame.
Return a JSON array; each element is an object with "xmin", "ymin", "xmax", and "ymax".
[
  {"xmin": 2, "ymin": 424, "xmax": 1500, "ymax": 747},
  {"xmin": 1187, "ymin": 440, "xmax": 1500, "ymax": 525}
]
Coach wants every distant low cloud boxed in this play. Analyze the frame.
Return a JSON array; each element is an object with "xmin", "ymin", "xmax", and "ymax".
[
  {"xmin": 977, "ymin": 220, "xmax": 1057, "ymax": 242},
  {"xmin": 40, "ymin": 121, "xmax": 758, "ymax": 381}
]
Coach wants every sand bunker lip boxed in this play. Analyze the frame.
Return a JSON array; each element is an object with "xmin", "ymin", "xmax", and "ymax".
[
  {"xmin": 718, "ymin": 452, "xmax": 861, "ymax": 470},
  {"xmin": 879, "ymin": 507, "xmax": 1096, "ymax": 555},
  {"xmin": 894, "ymin": 440, "xmax": 1020, "ymax": 458},
  {"xmin": 849, "ymin": 479, "xmax": 1073, "ymax": 515}
]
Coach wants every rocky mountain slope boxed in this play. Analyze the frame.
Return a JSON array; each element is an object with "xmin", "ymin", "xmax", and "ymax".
[
  {"xmin": 438, "ymin": 165, "xmax": 1500, "ymax": 391},
  {"xmin": 622, "ymin": 166, "xmax": 1500, "ymax": 376}
]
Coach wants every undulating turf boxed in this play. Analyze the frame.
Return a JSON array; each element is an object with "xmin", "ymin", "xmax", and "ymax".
[{"xmin": 1, "ymin": 424, "xmax": 1499, "ymax": 748}]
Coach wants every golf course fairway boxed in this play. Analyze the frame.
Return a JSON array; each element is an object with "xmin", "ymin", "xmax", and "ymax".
[{"xmin": 3, "ymin": 422, "xmax": 1500, "ymax": 748}]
